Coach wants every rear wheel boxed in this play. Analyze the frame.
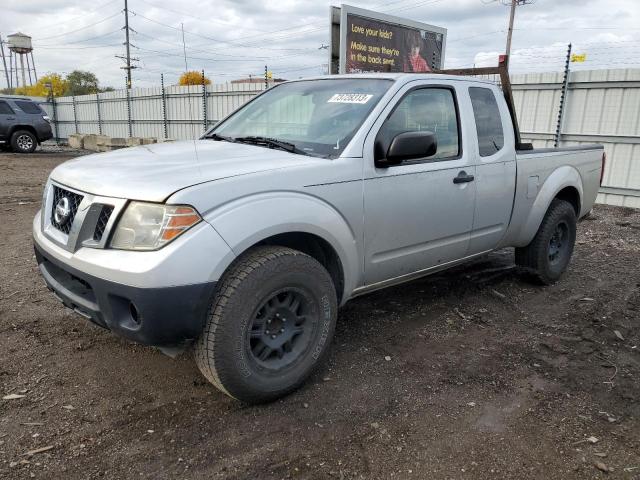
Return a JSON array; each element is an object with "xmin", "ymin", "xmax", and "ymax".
[
  {"xmin": 10, "ymin": 130, "xmax": 37, "ymax": 153},
  {"xmin": 515, "ymin": 199, "xmax": 577, "ymax": 285},
  {"xmin": 194, "ymin": 246, "xmax": 337, "ymax": 403}
]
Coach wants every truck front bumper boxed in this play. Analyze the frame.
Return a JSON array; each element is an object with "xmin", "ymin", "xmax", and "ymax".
[
  {"xmin": 35, "ymin": 243, "xmax": 216, "ymax": 346},
  {"xmin": 33, "ymin": 210, "xmax": 234, "ymax": 347}
]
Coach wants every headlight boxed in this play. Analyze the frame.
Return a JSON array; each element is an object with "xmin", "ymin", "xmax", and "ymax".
[{"xmin": 110, "ymin": 202, "xmax": 201, "ymax": 250}]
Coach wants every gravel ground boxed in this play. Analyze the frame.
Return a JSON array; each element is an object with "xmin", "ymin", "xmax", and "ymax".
[{"xmin": 0, "ymin": 150, "xmax": 639, "ymax": 480}]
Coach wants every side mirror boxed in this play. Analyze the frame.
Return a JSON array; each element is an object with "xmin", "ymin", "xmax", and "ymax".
[{"xmin": 375, "ymin": 131, "xmax": 437, "ymax": 168}]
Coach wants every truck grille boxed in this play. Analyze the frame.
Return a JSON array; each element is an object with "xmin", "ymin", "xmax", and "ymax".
[
  {"xmin": 93, "ymin": 205, "xmax": 114, "ymax": 242},
  {"xmin": 51, "ymin": 186, "xmax": 84, "ymax": 234}
]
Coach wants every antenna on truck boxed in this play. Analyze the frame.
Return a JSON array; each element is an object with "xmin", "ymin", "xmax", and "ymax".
[{"xmin": 433, "ymin": 55, "xmax": 533, "ymax": 151}]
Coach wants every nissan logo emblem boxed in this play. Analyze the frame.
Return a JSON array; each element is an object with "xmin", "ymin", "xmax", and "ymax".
[{"xmin": 54, "ymin": 197, "xmax": 72, "ymax": 225}]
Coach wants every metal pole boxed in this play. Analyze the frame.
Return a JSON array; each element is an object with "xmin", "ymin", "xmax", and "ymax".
[
  {"xmin": 26, "ymin": 52, "xmax": 32, "ymax": 85},
  {"xmin": 96, "ymin": 92, "xmax": 103, "ymax": 135},
  {"xmin": 554, "ymin": 43, "xmax": 572, "ymax": 148},
  {"xmin": 124, "ymin": 0, "xmax": 132, "ymax": 88},
  {"xmin": 19, "ymin": 53, "xmax": 26, "ymax": 88},
  {"xmin": 49, "ymin": 86, "xmax": 59, "ymax": 146},
  {"xmin": 160, "ymin": 73, "xmax": 168, "ymax": 140},
  {"xmin": 72, "ymin": 95, "xmax": 79, "ymax": 134},
  {"xmin": 181, "ymin": 23, "xmax": 188, "ymax": 72},
  {"xmin": 125, "ymin": 77, "xmax": 132, "ymax": 137},
  {"xmin": 30, "ymin": 51, "xmax": 37, "ymax": 81},
  {"xmin": 264, "ymin": 65, "xmax": 268, "ymax": 89},
  {"xmin": 8, "ymin": 51, "xmax": 13, "ymax": 90},
  {"xmin": 505, "ymin": 0, "xmax": 517, "ymax": 58},
  {"xmin": 201, "ymin": 69, "xmax": 207, "ymax": 132},
  {"xmin": 14, "ymin": 52, "xmax": 18, "ymax": 90},
  {"xmin": 0, "ymin": 35, "xmax": 10, "ymax": 90}
]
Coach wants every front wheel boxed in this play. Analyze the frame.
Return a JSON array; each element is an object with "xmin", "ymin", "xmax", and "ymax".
[
  {"xmin": 194, "ymin": 246, "xmax": 338, "ymax": 403},
  {"xmin": 515, "ymin": 199, "xmax": 577, "ymax": 285},
  {"xmin": 10, "ymin": 130, "xmax": 37, "ymax": 153}
]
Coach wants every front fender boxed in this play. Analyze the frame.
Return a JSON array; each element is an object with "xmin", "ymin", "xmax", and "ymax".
[
  {"xmin": 203, "ymin": 192, "xmax": 361, "ymax": 301},
  {"xmin": 510, "ymin": 166, "xmax": 583, "ymax": 247}
]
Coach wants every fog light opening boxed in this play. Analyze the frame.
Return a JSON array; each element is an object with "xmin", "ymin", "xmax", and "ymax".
[{"xmin": 129, "ymin": 302, "xmax": 141, "ymax": 325}]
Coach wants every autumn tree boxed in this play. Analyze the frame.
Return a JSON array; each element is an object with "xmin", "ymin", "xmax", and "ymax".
[
  {"xmin": 15, "ymin": 73, "xmax": 68, "ymax": 97},
  {"xmin": 178, "ymin": 71, "xmax": 211, "ymax": 86}
]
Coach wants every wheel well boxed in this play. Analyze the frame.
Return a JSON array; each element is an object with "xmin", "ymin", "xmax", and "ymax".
[
  {"xmin": 10, "ymin": 125, "xmax": 38, "ymax": 142},
  {"xmin": 555, "ymin": 186, "xmax": 580, "ymax": 216},
  {"xmin": 253, "ymin": 232, "xmax": 345, "ymax": 303}
]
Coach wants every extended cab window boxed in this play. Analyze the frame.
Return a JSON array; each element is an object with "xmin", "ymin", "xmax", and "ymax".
[
  {"xmin": 0, "ymin": 101, "xmax": 14, "ymax": 115},
  {"xmin": 469, "ymin": 87, "xmax": 504, "ymax": 157},
  {"xmin": 15, "ymin": 101, "xmax": 43, "ymax": 114},
  {"xmin": 377, "ymin": 87, "xmax": 460, "ymax": 162}
]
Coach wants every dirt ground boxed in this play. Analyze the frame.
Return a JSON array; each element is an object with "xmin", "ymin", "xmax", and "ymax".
[{"xmin": 0, "ymin": 150, "xmax": 639, "ymax": 480}]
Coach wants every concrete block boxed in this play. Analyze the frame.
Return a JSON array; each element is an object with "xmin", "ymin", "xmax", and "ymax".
[
  {"xmin": 68, "ymin": 134, "xmax": 85, "ymax": 149},
  {"xmin": 106, "ymin": 137, "xmax": 127, "ymax": 147},
  {"xmin": 126, "ymin": 137, "xmax": 143, "ymax": 147},
  {"xmin": 83, "ymin": 134, "xmax": 109, "ymax": 152},
  {"xmin": 141, "ymin": 137, "xmax": 157, "ymax": 145},
  {"xmin": 95, "ymin": 137, "xmax": 127, "ymax": 152}
]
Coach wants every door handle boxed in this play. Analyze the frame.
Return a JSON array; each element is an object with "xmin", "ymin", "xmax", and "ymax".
[{"xmin": 453, "ymin": 171, "xmax": 475, "ymax": 184}]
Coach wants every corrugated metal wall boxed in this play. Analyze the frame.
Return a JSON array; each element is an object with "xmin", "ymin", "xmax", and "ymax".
[
  {"xmin": 36, "ymin": 82, "xmax": 266, "ymax": 143},
  {"xmin": 512, "ymin": 69, "xmax": 640, "ymax": 208},
  {"xmin": 35, "ymin": 69, "xmax": 640, "ymax": 207}
]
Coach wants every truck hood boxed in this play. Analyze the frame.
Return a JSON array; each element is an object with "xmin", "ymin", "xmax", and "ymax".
[{"xmin": 50, "ymin": 140, "xmax": 323, "ymax": 201}]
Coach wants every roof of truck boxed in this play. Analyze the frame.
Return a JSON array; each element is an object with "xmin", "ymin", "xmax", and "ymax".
[{"xmin": 287, "ymin": 73, "xmax": 497, "ymax": 85}]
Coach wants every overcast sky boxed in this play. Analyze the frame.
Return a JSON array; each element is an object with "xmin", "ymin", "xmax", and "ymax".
[{"xmin": 2, "ymin": 0, "xmax": 639, "ymax": 89}]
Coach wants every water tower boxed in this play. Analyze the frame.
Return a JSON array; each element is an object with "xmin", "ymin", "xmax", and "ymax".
[{"xmin": 0, "ymin": 32, "xmax": 38, "ymax": 90}]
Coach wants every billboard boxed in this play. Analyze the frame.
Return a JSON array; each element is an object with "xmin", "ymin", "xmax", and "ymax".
[{"xmin": 329, "ymin": 5, "xmax": 446, "ymax": 75}]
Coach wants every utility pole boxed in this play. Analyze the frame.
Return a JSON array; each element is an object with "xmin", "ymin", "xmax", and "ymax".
[
  {"xmin": 117, "ymin": 0, "xmax": 137, "ymax": 88},
  {"xmin": 505, "ymin": 0, "xmax": 517, "ymax": 58},
  {"xmin": 498, "ymin": 0, "xmax": 534, "ymax": 62}
]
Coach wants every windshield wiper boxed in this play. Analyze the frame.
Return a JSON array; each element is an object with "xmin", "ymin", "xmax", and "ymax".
[
  {"xmin": 208, "ymin": 133, "xmax": 236, "ymax": 143},
  {"xmin": 233, "ymin": 136, "xmax": 309, "ymax": 156}
]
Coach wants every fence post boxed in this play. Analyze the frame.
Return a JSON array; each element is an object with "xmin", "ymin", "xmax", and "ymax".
[
  {"xmin": 202, "ymin": 69, "xmax": 207, "ymax": 133},
  {"xmin": 72, "ymin": 95, "xmax": 78, "ymax": 134},
  {"xmin": 554, "ymin": 43, "xmax": 572, "ymax": 148},
  {"xmin": 95, "ymin": 92, "xmax": 103, "ymax": 135},
  {"xmin": 125, "ymin": 78, "xmax": 132, "ymax": 138},
  {"xmin": 161, "ymin": 73, "xmax": 168, "ymax": 140},
  {"xmin": 50, "ymin": 95, "xmax": 59, "ymax": 146}
]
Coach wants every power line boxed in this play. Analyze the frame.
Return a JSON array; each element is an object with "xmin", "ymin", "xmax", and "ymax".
[
  {"xmin": 130, "ymin": 11, "xmax": 315, "ymax": 51},
  {"xmin": 28, "ymin": 0, "xmax": 120, "ymax": 32},
  {"xmin": 135, "ymin": 0, "xmax": 272, "ymax": 33},
  {"xmin": 37, "ymin": 29, "xmax": 122, "ymax": 47},
  {"xmin": 33, "ymin": 10, "xmax": 122, "ymax": 41}
]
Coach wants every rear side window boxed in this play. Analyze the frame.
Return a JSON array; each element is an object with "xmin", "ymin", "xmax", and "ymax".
[
  {"xmin": 0, "ymin": 101, "xmax": 13, "ymax": 115},
  {"xmin": 14, "ymin": 100, "xmax": 43, "ymax": 114},
  {"xmin": 469, "ymin": 87, "xmax": 504, "ymax": 157}
]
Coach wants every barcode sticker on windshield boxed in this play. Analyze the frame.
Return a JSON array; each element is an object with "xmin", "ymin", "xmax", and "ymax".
[{"xmin": 327, "ymin": 94, "xmax": 373, "ymax": 104}]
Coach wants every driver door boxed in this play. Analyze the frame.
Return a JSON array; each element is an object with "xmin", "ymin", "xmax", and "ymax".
[{"xmin": 362, "ymin": 84, "xmax": 476, "ymax": 286}]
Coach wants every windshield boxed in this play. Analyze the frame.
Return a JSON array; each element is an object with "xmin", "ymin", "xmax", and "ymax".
[{"xmin": 208, "ymin": 78, "xmax": 393, "ymax": 158}]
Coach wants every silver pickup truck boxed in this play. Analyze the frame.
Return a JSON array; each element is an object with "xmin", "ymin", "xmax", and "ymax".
[{"xmin": 33, "ymin": 74, "xmax": 605, "ymax": 403}]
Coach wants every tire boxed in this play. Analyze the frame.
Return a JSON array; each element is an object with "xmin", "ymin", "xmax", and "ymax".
[
  {"xmin": 195, "ymin": 245, "xmax": 338, "ymax": 404},
  {"xmin": 515, "ymin": 199, "xmax": 577, "ymax": 285},
  {"xmin": 10, "ymin": 130, "xmax": 37, "ymax": 153}
]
